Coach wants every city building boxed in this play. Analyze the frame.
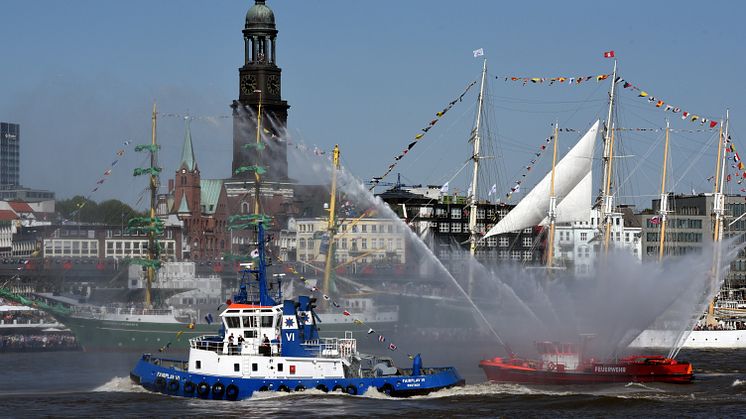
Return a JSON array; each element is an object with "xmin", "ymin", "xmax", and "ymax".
[
  {"xmin": 165, "ymin": 120, "xmax": 229, "ymax": 261},
  {"xmin": 554, "ymin": 206, "xmax": 642, "ymax": 277},
  {"xmin": 41, "ymin": 224, "xmax": 181, "ymax": 260},
  {"xmin": 377, "ymin": 185, "xmax": 544, "ymax": 272},
  {"xmin": 293, "ymin": 217, "xmax": 407, "ymax": 275},
  {"xmin": 0, "ymin": 122, "xmax": 54, "ymax": 202},
  {"xmin": 0, "ymin": 122, "xmax": 20, "ymax": 187}
]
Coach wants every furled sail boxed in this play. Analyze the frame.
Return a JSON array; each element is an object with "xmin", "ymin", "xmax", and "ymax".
[{"xmin": 484, "ymin": 120, "xmax": 599, "ymax": 238}]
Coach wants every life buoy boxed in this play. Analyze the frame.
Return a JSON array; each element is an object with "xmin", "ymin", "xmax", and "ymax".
[
  {"xmin": 183, "ymin": 381, "xmax": 196, "ymax": 394},
  {"xmin": 212, "ymin": 382, "xmax": 225, "ymax": 398},
  {"xmin": 154, "ymin": 377, "xmax": 167, "ymax": 391},
  {"xmin": 346, "ymin": 385, "xmax": 358, "ymax": 395},
  {"xmin": 547, "ymin": 362, "xmax": 556, "ymax": 372},
  {"xmin": 225, "ymin": 384, "xmax": 239, "ymax": 401},
  {"xmin": 197, "ymin": 381, "xmax": 210, "ymax": 397},
  {"xmin": 167, "ymin": 380, "xmax": 179, "ymax": 393}
]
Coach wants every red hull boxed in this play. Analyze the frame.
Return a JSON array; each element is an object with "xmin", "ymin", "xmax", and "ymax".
[{"xmin": 479, "ymin": 356, "xmax": 693, "ymax": 385}]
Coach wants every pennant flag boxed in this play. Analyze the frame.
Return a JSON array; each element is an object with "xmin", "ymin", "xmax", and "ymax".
[
  {"xmin": 175, "ymin": 331, "xmax": 184, "ymax": 339},
  {"xmin": 388, "ymin": 343, "xmax": 397, "ymax": 351},
  {"xmin": 104, "ymin": 169, "xmax": 112, "ymax": 176},
  {"xmin": 710, "ymin": 121, "xmax": 718, "ymax": 128},
  {"xmin": 473, "ymin": 48, "xmax": 484, "ymax": 58},
  {"xmin": 623, "ymin": 82, "xmax": 632, "ymax": 89},
  {"xmin": 353, "ymin": 319, "xmax": 363, "ymax": 325},
  {"xmin": 367, "ymin": 328, "xmax": 375, "ymax": 334},
  {"xmin": 378, "ymin": 335, "xmax": 386, "ymax": 342},
  {"xmin": 332, "ymin": 301, "xmax": 340, "ymax": 308},
  {"xmin": 343, "ymin": 310, "xmax": 351, "ymax": 316},
  {"xmin": 638, "ymin": 91, "xmax": 649, "ymax": 98},
  {"xmin": 650, "ymin": 216, "xmax": 661, "ymax": 225},
  {"xmin": 323, "ymin": 294, "xmax": 330, "ymax": 300},
  {"xmin": 488, "ymin": 183, "xmax": 497, "ymax": 196},
  {"xmin": 656, "ymin": 100, "xmax": 664, "ymax": 108},
  {"xmin": 682, "ymin": 112, "xmax": 689, "ymax": 119},
  {"xmin": 439, "ymin": 182, "xmax": 449, "ymax": 194},
  {"xmin": 603, "ymin": 50, "xmax": 615, "ymax": 58},
  {"xmin": 597, "ymin": 74, "xmax": 609, "ymax": 81},
  {"xmin": 188, "ymin": 323, "xmax": 195, "ymax": 329},
  {"xmin": 96, "ymin": 179, "xmax": 105, "ymax": 185},
  {"xmin": 116, "ymin": 149, "xmax": 125, "ymax": 156}
]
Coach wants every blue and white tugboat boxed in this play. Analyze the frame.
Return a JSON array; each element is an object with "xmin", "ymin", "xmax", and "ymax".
[{"xmin": 130, "ymin": 222, "xmax": 464, "ymax": 400}]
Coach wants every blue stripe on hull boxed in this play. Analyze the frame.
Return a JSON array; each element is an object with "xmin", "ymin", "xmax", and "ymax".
[{"xmin": 130, "ymin": 356, "xmax": 464, "ymax": 399}]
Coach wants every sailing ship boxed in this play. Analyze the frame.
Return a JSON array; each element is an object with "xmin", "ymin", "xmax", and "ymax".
[
  {"xmin": 472, "ymin": 57, "xmax": 698, "ymax": 383},
  {"xmin": 629, "ymin": 112, "xmax": 746, "ymax": 349},
  {"xmin": 0, "ymin": 105, "xmax": 217, "ymax": 351}
]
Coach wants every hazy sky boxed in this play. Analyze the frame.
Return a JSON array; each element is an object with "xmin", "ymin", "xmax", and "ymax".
[{"xmin": 1, "ymin": 0, "xmax": 744, "ymax": 209}]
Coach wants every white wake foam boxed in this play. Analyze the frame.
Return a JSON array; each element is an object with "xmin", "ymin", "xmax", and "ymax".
[
  {"xmin": 93, "ymin": 376, "xmax": 147, "ymax": 393},
  {"xmin": 732, "ymin": 379, "xmax": 745, "ymax": 387}
]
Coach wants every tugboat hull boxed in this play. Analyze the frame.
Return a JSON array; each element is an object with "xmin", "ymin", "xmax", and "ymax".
[
  {"xmin": 479, "ymin": 356, "xmax": 693, "ymax": 385},
  {"xmin": 131, "ymin": 354, "xmax": 465, "ymax": 399}
]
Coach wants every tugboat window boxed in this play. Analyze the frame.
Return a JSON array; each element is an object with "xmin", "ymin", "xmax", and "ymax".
[
  {"xmin": 244, "ymin": 330, "xmax": 257, "ymax": 338},
  {"xmin": 278, "ymin": 363, "xmax": 284, "ymax": 372},
  {"xmin": 252, "ymin": 363, "xmax": 258, "ymax": 372},
  {"xmin": 234, "ymin": 363, "xmax": 240, "ymax": 372},
  {"xmin": 196, "ymin": 360, "xmax": 201, "ymax": 369},
  {"xmin": 226, "ymin": 317, "xmax": 241, "ymax": 328},
  {"xmin": 261, "ymin": 316, "xmax": 274, "ymax": 327}
]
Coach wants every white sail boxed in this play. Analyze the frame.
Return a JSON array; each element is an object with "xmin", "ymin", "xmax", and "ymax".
[
  {"xmin": 539, "ymin": 170, "xmax": 592, "ymax": 226},
  {"xmin": 484, "ymin": 120, "xmax": 599, "ymax": 238}
]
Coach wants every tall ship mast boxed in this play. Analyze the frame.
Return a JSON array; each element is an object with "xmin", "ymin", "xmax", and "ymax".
[{"xmin": 467, "ymin": 59, "xmax": 488, "ymax": 295}]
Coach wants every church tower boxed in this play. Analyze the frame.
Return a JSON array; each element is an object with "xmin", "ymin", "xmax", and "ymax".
[
  {"xmin": 173, "ymin": 118, "xmax": 201, "ymax": 218},
  {"xmin": 231, "ymin": 0, "xmax": 290, "ymax": 181}
]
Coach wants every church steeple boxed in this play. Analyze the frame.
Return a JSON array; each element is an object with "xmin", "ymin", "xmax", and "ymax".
[
  {"xmin": 179, "ymin": 117, "xmax": 197, "ymax": 172},
  {"xmin": 232, "ymin": 0, "xmax": 290, "ymax": 181}
]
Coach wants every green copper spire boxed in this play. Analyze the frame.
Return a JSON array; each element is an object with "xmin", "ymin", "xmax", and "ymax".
[
  {"xmin": 179, "ymin": 117, "xmax": 196, "ymax": 172},
  {"xmin": 176, "ymin": 193, "xmax": 190, "ymax": 213}
]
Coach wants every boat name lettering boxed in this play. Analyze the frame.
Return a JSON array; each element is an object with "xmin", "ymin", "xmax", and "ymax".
[
  {"xmin": 594, "ymin": 366, "xmax": 626, "ymax": 373},
  {"xmin": 401, "ymin": 377, "xmax": 424, "ymax": 387},
  {"xmin": 156, "ymin": 372, "xmax": 180, "ymax": 381}
]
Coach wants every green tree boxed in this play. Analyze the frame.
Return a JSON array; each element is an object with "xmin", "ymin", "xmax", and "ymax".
[{"xmin": 57, "ymin": 196, "xmax": 144, "ymax": 224}]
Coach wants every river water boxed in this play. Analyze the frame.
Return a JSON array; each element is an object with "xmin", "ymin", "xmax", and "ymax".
[{"xmin": 2, "ymin": 346, "xmax": 744, "ymax": 418}]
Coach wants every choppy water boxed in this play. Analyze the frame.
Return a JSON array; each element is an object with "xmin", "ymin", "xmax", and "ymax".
[{"xmin": 2, "ymin": 348, "xmax": 745, "ymax": 418}]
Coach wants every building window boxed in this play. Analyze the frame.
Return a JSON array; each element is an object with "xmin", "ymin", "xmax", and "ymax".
[
  {"xmin": 451, "ymin": 208, "xmax": 462, "ymax": 220},
  {"xmin": 361, "ymin": 225, "xmax": 367, "ymax": 233},
  {"xmin": 499, "ymin": 250, "xmax": 509, "ymax": 260},
  {"xmin": 361, "ymin": 239, "xmax": 367, "ymax": 249},
  {"xmin": 439, "ymin": 223, "xmax": 450, "ymax": 233},
  {"xmin": 499, "ymin": 237, "xmax": 509, "ymax": 247},
  {"xmin": 452, "ymin": 223, "xmax": 462, "ymax": 233},
  {"xmin": 523, "ymin": 251, "xmax": 532, "ymax": 261},
  {"xmin": 522, "ymin": 237, "xmax": 532, "ymax": 247},
  {"xmin": 580, "ymin": 232, "xmax": 587, "ymax": 241},
  {"xmin": 511, "ymin": 251, "xmax": 521, "ymax": 261}
]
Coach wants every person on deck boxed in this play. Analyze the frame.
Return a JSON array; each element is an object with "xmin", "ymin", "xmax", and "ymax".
[{"xmin": 260, "ymin": 334, "xmax": 270, "ymax": 356}]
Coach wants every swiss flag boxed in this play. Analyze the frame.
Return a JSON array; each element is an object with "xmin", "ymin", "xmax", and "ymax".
[{"xmin": 603, "ymin": 50, "xmax": 615, "ymax": 58}]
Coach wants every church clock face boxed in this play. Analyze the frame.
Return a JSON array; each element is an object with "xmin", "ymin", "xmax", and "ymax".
[
  {"xmin": 240, "ymin": 74, "xmax": 257, "ymax": 95},
  {"xmin": 267, "ymin": 75, "xmax": 280, "ymax": 95}
]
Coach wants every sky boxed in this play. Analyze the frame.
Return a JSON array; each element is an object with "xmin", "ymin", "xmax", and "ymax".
[{"xmin": 1, "ymin": 0, "xmax": 745, "ymax": 210}]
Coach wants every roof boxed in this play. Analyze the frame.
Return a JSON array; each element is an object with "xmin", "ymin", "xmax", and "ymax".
[
  {"xmin": 179, "ymin": 119, "xmax": 196, "ymax": 172},
  {"xmin": 8, "ymin": 201, "xmax": 33, "ymax": 213},
  {"xmin": 0, "ymin": 210, "xmax": 17, "ymax": 221},
  {"xmin": 200, "ymin": 179, "xmax": 224, "ymax": 215},
  {"xmin": 246, "ymin": 0, "xmax": 275, "ymax": 27}
]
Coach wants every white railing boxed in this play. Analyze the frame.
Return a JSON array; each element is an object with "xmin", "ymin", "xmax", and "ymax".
[{"xmin": 71, "ymin": 305, "xmax": 176, "ymax": 318}]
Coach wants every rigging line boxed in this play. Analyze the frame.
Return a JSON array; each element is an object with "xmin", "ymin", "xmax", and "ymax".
[
  {"xmin": 485, "ymin": 94, "xmax": 606, "ymax": 105},
  {"xmin": 399, "ymin": 100, "xmax": 477, "ymax": 177},
  {"xmin": 671, "ymin": 131, "xmax": 719, "ymax": 191},
  {"xmin": 615, "ymin": 131, "xmax": 664, "ymax": 196}
]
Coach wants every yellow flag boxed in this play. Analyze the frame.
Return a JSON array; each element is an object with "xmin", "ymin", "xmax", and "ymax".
[
  {"xmin": 415, "ymin": 133, "xmax": 424, "ymax": 139},
  {"xmin": 638, "ymin": 91, "xmax": 649, "ymax": 98}
]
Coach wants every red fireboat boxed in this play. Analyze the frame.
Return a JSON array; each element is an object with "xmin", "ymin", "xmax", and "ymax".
[{"xmin": 479, "ymin": 341, "xmax": 693, "ymax": 385}]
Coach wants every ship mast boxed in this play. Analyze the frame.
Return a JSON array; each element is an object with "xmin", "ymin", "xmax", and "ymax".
[
  {"xmin": 145, "ymin": 102, "xmax": 158, "ymax": 307},
  {"xmin": 708, "ymin": 111, "xmax": 728, "ymax": 323},
  {"xmin": 254, "ymin": 90, "xmax": 264, "ymax": 215},
  {"xmin": 657, "ymin": 120, "xmax": 671, "ymax": 262},
  {"xmin": 323, "ymin": 145, "xmax": 341, "ymax": 297},
  {"xmin": 467, "ymin": 58, "xmax": 487, "ymax": 296},
  {"xmin": 546, "ymin": 122, "xmax": 560, "ymax": 268},
  {"xmin": 601, "ymin": 59, "xmax": 618, "ymax": 254}
]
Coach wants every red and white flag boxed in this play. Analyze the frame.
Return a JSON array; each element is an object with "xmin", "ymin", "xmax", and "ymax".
[{"xmin": 603, "ymin": 50, "xmax": 615, "ymax": 58}]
